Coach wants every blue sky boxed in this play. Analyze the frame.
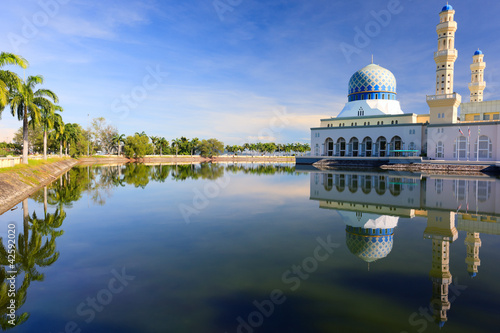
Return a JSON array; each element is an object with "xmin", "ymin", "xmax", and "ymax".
[{"xmin": 1, "ymin": 0, "xmax": 500, "ymax": 145}]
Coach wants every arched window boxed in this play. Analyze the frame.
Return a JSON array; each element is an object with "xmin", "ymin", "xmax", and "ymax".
[
  {"xmin": 389, "ymin": 177, "xmax": 402, "ymax": 196},
  {"xmin": 363, "ymin": 137, "xmax": 373, "ymax": 157},
  {"xmin": 375, "ymin": 176, "xmax": 386, "ymax": 195},
  {"xmin": 436, "ymin": 141, "xmax": 444, "ymax": 158},
  {"xmin": 337, "ymin": 137, "xmax": 346, "ymax": 157},
  {"xmin": 335, "ymin": 174, "xmax": 345, "ymax": 192},
  {"xmin": 376, "ymin": 136, "xmax": 387, "ymax": 157},
  {"xmin": 324, "ymin": 174, "xmax": 333, "ymax": 192},
  {"xmin": 361, "ymin": 175, "xmax": 372, "ymax": 194},
  {"xmin": 390, "ymin": 136, "xmax": 402, "ymax": 157},
  {"xmin": 350, "ymin": 137, "xmax": 359, "ymax": 157},
  {"xmin": 475, "ymin": 135, "xmax": 492, "ymax": 159},
  {"xmin": 348, "ymin": 175, "xmax": 358, "ymax": 193},
  {"xmin": 325, "ymin": 138, "xmax": 334, "ymax": 156},
  {"xmin": 453, "ymin": 136, "xmax": 467, "ymax": 159}
]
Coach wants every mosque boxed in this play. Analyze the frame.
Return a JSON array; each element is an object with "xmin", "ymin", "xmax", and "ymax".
[{"xmin": 309, "ymin": 4, "xmax": 500, "ymax": 162}]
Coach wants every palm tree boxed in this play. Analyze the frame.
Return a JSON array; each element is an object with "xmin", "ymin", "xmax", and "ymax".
[
  {"xmin": 112, "ymin": 134, "xmax": 126, "ymax": 156},
  {"xmin": 9, "ymin": 75, "xmax": 58, "ymax": 164},
  {"xmin": 35, "ymin": 104, "xmax": 62, "ymax": 160},
  {"xmin": 135, "ymin": 131, "xmax": 147, "ymax": 137},
  {"xmin": 0, "ymin": 52, "xmax": 28, "ymax": 113},
  {"xmin": 50, "ymin": 115, "xmax": 64, "ymax": 157},
  {"xmin": 150, "ymin": 136, "xmax": 159, "ymax": 155},
  {"xmin": 62, "ymin": 123, "xmax": 77, "ymax": 156},
  {"xmin": 172, "ymin": 138, "xmax": 181, "ymax": 156},
  {"xmin": 158, "ymin": 137, "xmax": 168, "ymax": 156},
  {"xmin": 190, "ymin": 138, "xmax": 200, "ymax": 156}
]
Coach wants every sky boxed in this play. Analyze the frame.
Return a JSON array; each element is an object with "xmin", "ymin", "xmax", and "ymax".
[{"xmin": 1, "ymin": 0, "xmax": 500, "ymax": 145}]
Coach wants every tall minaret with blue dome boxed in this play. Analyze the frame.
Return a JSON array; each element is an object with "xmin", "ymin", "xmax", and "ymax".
[
  {"xmin": 427, "ymin": 4, "xmax": 461, "ymax": 124},
  {"xmin": 469, "ymin": 50, "xmax": 486, "ymax": 102}
]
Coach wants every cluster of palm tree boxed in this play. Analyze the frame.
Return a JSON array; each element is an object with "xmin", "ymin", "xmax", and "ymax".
[
  {"xmin": 0, "ymin": 52, "xmax": 67, "ymax": 164},
  {"xmin": 226, "ymin": 142, "xmax": 310, "ymax": 156}
]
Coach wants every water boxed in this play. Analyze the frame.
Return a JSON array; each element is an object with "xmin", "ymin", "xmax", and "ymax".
[{"xmin": 1, "ymin": 163, "xmax": 499, "ymax": 333}]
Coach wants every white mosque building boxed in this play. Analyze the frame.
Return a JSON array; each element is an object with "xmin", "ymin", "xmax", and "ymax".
[{"xmin": 309, "ymin": 4, "xmax": 500, "ymax": 163}]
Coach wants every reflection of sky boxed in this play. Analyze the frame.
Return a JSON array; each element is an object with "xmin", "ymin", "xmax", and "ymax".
[{"xmin": 1, "ymin": 167, "xmax": 500, "ymax": 333}]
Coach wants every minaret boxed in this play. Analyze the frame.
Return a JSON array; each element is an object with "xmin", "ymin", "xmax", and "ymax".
[
  {"xmin": 464, "ymin": 232, "xmax": 481, "ymax": 277},
  {"xmin": 427, "ymin": 4, "xmax": 461, "ymax": 124},
  {"xmin": 424, "ymin": 210, "xmax": 458, "ymax": 327},
  {"xmin": 469, "ymin": 50, "xmax": 486, "ymax": 102}
]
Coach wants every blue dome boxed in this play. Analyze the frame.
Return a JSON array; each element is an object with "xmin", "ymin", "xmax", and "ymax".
[
  {"xmin": 348, "ymin": 64, "xmax": 397, "ymax": 102},
  {"xmin": 441, "ymin": 4, "xmax": 453, "ymax": 12},
  {"xmin": 346, "ymin": 226, "xmax": 394, "ymax": 263},
  {"xmin": 474, "ymin": 49, "xmax": 483, "ymax": 56}
]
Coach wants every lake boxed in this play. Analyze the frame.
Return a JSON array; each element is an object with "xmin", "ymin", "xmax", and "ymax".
[{"xmin": 1, "ymin": 163, "xmax": 499, "ymax": 333}]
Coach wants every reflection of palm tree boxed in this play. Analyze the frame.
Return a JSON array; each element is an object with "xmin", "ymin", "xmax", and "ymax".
[
  {"xmin": 0, "ymin": 194, "xmax": 65, "ymax": 329},
  {"xmin": 0, "ymin": 267, "xmax": 30, "ymax": 329}
]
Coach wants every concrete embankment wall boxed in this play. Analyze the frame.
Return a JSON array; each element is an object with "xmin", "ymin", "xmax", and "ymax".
[{"xmin": 0, "ymin": 159, "xmax": 78, "ymax": 215}]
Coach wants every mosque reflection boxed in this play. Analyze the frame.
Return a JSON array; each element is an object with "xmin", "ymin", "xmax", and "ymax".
[{"xmin": 310, "ymin": 171, "xmax": 499, "ymax": 328}]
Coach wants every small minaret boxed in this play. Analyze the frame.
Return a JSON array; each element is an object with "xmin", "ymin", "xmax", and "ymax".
[
  {"xmin": 469, "ymin": 50, "xmax": 486, "ymax": 102},
  {"xmin": 427, "ymin": 4, "xmax": 462, "ymax": 124},
  {"xmin": 464, "ymin": 232, "xmax": 481, "ymax": 277}
]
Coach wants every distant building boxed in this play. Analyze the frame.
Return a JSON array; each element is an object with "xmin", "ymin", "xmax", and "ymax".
[{"xmin": 310, "ymin": 4, "xmax": 499, "ymax": 162}]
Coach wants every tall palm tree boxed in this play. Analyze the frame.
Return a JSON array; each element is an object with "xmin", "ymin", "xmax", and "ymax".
[
  {"xmin": 172, "ymin": 138, "xmax": 181, "ymax": 156},
  {"xmin": 190, "ymin": 137, "xmax": 200, "ymax": 156},
  {"xmin": 35, "ymin": 104, "xmax": 62, "ymax": 160},
  {"xmin": 9, "ymin": 75, "xmax": 58, "ymax": 164},
  {"xmin": 158, "ymin": 137, "xmax": 168, "ymax": 156},
  {"xmin": 0, "ymin": 52, "xmax": 28, "ymax": 113},
  {"xmin": 50, "ymin": 114, "xmax": 64, "ymax": 157},
  {"xmin": 150, "ymin": 136, "xmax": 159, "ymax": 155},
  {"xmin": 62, "ymin": 123, "xmax": 77, "ymax": 156},
  {"xmin": 112, "ymin": 133, "xmax": 126, "ymax": 156}
]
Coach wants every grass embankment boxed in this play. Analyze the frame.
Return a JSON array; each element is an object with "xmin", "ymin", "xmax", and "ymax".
[{"xmin": 0, "ymin": 157, "xmax": 72, "ymax": 174}]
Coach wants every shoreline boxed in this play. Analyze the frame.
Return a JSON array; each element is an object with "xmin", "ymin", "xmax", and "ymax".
[
  {"xmin": 76, "ymin": 155, "xmax": 296, "ymax": 164},
  {"xmin": 0, "ymin": 158, "xmax": 78, "ymax": 215},
  {"xmin": 1, "ymin": 156, "xmax": 498, "ymax": 214}
]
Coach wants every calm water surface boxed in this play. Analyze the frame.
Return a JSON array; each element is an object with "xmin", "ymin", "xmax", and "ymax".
[{"xmin": 1, "ymin": 163, "xmax": 499, "ymax": 333}]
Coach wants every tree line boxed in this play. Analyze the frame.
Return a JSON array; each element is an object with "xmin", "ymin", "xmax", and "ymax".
[{"xmin": 1, "ymin": 51, "xmax": 310, "ymax": 161}]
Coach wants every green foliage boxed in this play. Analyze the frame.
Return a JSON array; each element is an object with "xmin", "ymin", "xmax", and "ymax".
[
  {"xmin": 123, "ymin": 134, "xmax": 153, "ymax": 159},
  {"xmin": 240, "ymin": 142, "xmax": 311, "ymax": 155},
  {"xmin": 197, "ymin": 138, "xmax": 224, "ymax": 158}
]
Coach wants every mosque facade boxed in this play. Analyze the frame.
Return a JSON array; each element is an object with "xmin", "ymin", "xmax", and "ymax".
[{"xmin": 310, "ymin": 4, "xmax": 500, "ymax": 162}]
